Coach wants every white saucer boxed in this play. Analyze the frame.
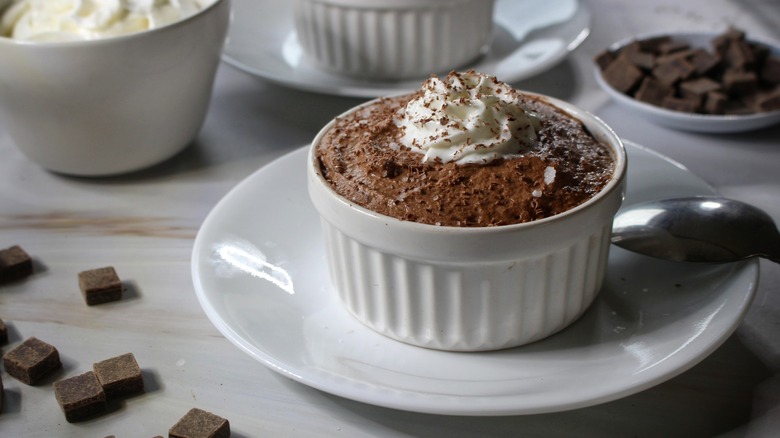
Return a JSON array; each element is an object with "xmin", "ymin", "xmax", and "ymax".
[
  {"xmin": 191, "ymin": 142, "xmax": 758, "ymax": 416},
  {"xmin": 222, "ymin": 0, "xmax": 591, "ymax": 97},
  {"xmin": 595, "ymin": 32, "xmax": 780, "ymax": 133}
]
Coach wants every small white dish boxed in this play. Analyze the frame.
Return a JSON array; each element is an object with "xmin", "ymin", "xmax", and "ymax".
[
  {"xmin": 293, "ymin": 0, "xmax": 495, "ymax": 80},
  {"xmin": 595, "ymin": 32, "xmax": 780, "ymax": 133},
  {"xmin": 191, "ymin": 142, "xmax": 758, "ymax": 416},
  {"xmin": 222, "ymin": 0, "xmax": 591, "ymax": 97}
]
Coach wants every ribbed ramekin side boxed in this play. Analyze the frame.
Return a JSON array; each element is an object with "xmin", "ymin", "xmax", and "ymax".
[
  {"xmin": 320, "ymin": 220, "xmax": 611, "ymax": 351},
  {"xmin": 295, "ymin": 0, "xmax": 493, "ymax": 79}
]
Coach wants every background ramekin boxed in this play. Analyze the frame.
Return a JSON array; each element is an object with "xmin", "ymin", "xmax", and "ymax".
[
  {"xmin": 293, "ymin": 0, "xmax": 495, "ymax": 79},
  {"xmin": 307, "ymin": 93, "xmax": 627, "ymax": 351},
  {"xmin": 0, "ymin": 0, "xmax": 231, "ymax": 176}
]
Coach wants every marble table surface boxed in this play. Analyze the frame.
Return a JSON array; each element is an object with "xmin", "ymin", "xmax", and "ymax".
[{"xmin": 1, "ymin": 0, "xmax": 779, "ymax": 436}]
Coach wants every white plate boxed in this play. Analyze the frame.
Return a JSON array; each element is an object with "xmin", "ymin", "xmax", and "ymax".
[
  {"xmin": 222, "ymin": 0, "xmax": 591, "ymax": 97},
  {"xmin": 595, "ymin": 32, "xmax": 780, "ymax": 133},
  {"xmin": 191, "ymin": 142, "xmax": 758, "ymax": 416}
]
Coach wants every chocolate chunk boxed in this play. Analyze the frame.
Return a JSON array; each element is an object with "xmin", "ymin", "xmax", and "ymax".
[
  {"xmin": 760, "ymin": 56, "xmax": 780, "ymax": 84},
  {"xmin": 593, "ymin": 50, "xmax": 615, "ymax": 70},
  {"xmin": 680, "ymin": 77, "xmax": 722, "ymax": 98},
  {"xmin": 655, "ymin": 48, "xmax": 698, "ymax": 65},
  {"xmin": 78, "ymin": 266, "xmax": 122, "ymax": 305},
  {"xmin": 0, "ymin": 245, "xmax": 33, "ymax": 283},
  {"xmin": 169, "ymin": 408, "xmax": 230, "ymax": 438},
  {"xmin": 724, "ymin": 99, "xmax": 754, "ymax": 115},
  {"xmin": 653, "ymin": 58, "xmax": 695, "ymax": 86},
  {"xmin": 704, "ymin": 91, "xmax": 728, "ymax": 114},
  {"xmin": 93, "ymin": 353, "xmax": 144, "ymax": 398},
  {"xmin": 662, "ymin": 96, "xmax": 700, "ymax": 113},
  {"xmin": 756, "ymin": 88, "xmax": 780, "ymax": 111},
  {"xmin": 634, "ymin": 76, "xmax": 673, "ymax": 106},
  {"xmin": 688, "ymin": 49, "xmax": 721, "ymax": 75},
  {"xmin": 723, "ymin": 70, "xmax": 758, "ymax": 94},
  {"xmin": 3, "ymin": 337, "xmax": 62, "ymax": 385},
  {"xmin": 0, "ymin": 318, "xmax": 7, "ymax": 345},
  {"xmin": 53, "ymin": 371, "xmax": 107, "ymax": 422},
  {"xmin": 725, "ymin": 39, "xmax": 756, "ymax": 70},
  {"xmin": 603, "ymin": 55, "xmax": 645, "ymax": 92},
  {"xmin": 713, "ymin": 27, "xmax": 746, "ymax": 56},
  {"xmin": 638, "ymin": 36, "xmax": 672, "ymax": 54},
  {"xmin": 658, "ymin": 40, "xmax": 689, "ymax": 55},
  {"xmin": 623, "ymin": 42, "xmax": 656, "ymax": 70}
]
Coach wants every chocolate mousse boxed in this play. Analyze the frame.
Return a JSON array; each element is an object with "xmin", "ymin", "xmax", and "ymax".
[{"xmin": 316, "ymin": 71, "xmax": 615, "ymax": 227}]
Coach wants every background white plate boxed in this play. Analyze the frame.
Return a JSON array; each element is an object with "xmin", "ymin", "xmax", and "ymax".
[
  {"xmin": 595, "ymin": 32, "xmax": 780, "ymax": 133},
  {"xmin": 191, "ymin": 142, "xmax": 758, "ymax": 416},
  {"xmin": 222, "ymin": 0, "xmax": 591, "ymax": 97}
]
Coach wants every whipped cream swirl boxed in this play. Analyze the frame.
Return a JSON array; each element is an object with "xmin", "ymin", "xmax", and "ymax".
[
  {"xmin": 397, "ymin": 71, "xmax": 541, "ymax": 165},
  {"xmin": 1, "ymin": 0, "xmax": 208, "ymax": 42}
]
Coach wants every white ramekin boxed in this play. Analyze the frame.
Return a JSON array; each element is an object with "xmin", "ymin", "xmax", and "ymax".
[
  {"xmin": 307, "ymin": 93, "xmax": 627, "ymax": 352},
  {"xmin": 293, "ymin": 0, "xmax": 495, "ymax": 79},
  {"xmin": 0, "ymin": 0, "xmax": 230, "ymax": 176}
]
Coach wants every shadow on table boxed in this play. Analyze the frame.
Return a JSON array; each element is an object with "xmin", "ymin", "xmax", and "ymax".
[
  {"xmin": 48, "ymin": 75, "xmax": 368, "ymax": 184},
  {"xmin": 282, "ymin": 333, "xmax": 771, "ymax": 438}
]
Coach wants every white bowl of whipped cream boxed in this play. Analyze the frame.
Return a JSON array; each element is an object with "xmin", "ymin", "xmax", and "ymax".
[{"xmin": 0, "ymin": 0, "xmax": 230, "ymax": 176}]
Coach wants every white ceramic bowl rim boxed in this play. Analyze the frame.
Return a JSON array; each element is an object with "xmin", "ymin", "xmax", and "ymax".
[
  {"xmin": 0, "ymin": 0, "xmax": 228, "ymax": 48},
  {"xmin": 298, "ymin": 0, "xmax": 484, "ymax": 9},
  {"xmin": 599, "ymin": 30, "xmax": 780, "ymax": 121},
  {"xmin": 309, "ymin": 92, "xmax": 627, "ymax": 236}
]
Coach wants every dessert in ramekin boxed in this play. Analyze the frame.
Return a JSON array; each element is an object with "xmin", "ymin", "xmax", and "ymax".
[
  {"xmin": 308, "ymin": 71, "xmax": 626, "ymax": 351},
  {"xmin": 293, "ymin": 0, "xmax": 495, "ymax": 79}
]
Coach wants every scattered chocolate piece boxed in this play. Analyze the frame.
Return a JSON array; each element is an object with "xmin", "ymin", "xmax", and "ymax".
[
  {"xmin": 0, "ymin": 245, "xmax": 33, "ymax": 283},
  {"xmin": 169, "ymin": 408, "xmax": 230, "ymax": 438},
  {"xmin": 602, "ymin": 55, "xmax": 644, "ymax": 93},
  {"xmin": 0, "ymin": 318, "xmax": 7, "ymax": 345},
  {"xmin": 54, "ymin": 371, "xmax": 107, "ymax": 423},
  {"xmin": 93, "ymin": 353, "xmax": 144, "ymax": 398},
  {"xmin": 3, "ymin": 337, "xmax": 62, "ymax": 385},
  {"xmin": 78, "ymin": 266, "xmax": 122, "ymax": 306}
]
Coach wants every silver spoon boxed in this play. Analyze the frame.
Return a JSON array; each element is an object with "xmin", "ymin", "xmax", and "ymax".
[{"xmin": 611, "ymin": 196, "xmax": 780, "ymax": 263}]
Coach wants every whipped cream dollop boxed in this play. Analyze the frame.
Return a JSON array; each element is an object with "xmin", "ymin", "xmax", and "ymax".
[
  {"xmin": 1, "ymin": 0, "xmax": 209, "ymax": 42},
  {"xmin": 397, "ymin": 71, "xmax": 542, "ymax": 165}
]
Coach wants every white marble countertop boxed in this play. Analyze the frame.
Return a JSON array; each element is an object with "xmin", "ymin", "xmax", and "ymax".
[{"xmin": 1, "ymin": 0, "xmax": 779, "ymax": 436}]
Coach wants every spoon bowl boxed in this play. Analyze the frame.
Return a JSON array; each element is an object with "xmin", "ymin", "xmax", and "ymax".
[{"xmin": 612, "ymin": 197, "xmax": 780, "ymax": 263}]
